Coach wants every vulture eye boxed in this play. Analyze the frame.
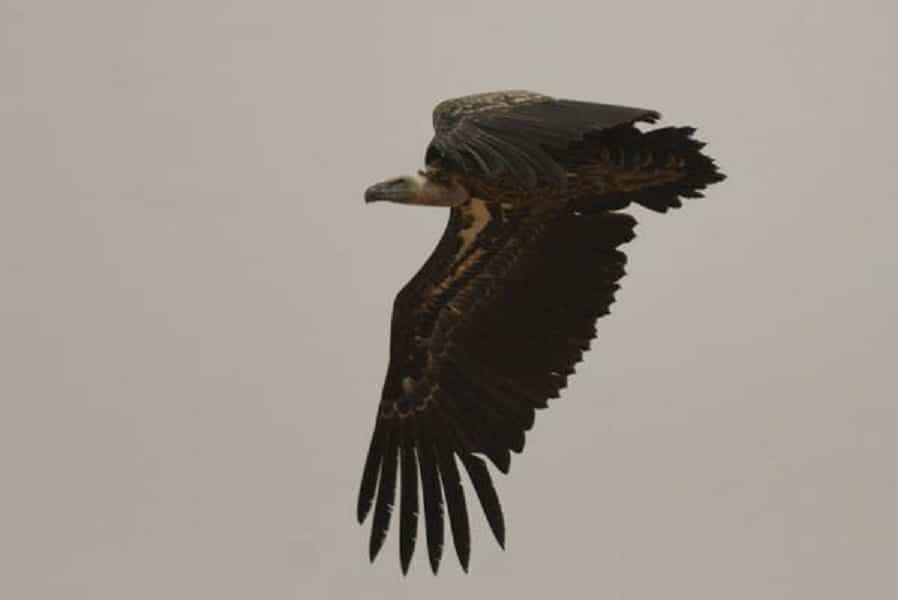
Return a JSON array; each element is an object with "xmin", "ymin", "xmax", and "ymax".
[{"xmin": 425, "ymin": 143, "xmax": 444, "ymax": 165}]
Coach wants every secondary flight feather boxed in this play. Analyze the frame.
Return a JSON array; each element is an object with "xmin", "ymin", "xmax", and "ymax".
[{"xmin": 358, "ymin": 90, "xmax": 725, "ymax": 574}]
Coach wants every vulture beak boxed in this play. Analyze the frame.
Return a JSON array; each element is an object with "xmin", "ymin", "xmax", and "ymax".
[{"xmin": 364, "ymin": 177, "xmax": 416, "ymax": 204}]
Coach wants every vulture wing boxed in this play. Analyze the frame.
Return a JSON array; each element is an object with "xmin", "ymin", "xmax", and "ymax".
[
  {"xmin": 357, "ymin": 199, "xmax": 637, "ymax": 573},
  {"xmin": 426, "ymin": 90, "xmax": 659, "ymax": 186}
]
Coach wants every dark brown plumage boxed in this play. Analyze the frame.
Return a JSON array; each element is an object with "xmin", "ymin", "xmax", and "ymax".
[{"xmin": 359, "ymin": 91, "xmax": 725, "ymax": 574}]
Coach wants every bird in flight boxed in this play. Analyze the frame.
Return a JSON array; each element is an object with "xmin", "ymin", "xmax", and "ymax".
[{"xmin": 358, "ymin": 90, "xmax": 725, "ymax": 574}]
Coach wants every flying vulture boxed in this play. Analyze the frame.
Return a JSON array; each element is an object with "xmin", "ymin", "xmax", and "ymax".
[{"xmin": 358, "ymin": 90, "xmax": 725, "ymax": 574}]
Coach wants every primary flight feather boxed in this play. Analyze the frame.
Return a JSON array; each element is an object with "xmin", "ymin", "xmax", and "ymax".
[{"xmin": 358, "ymin": 90, "xmax": 725, "ymax": 574}]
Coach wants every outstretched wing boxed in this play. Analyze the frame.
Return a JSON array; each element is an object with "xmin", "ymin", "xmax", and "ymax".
[
  {"xmin": 426, "ymin": 90, "xmax": 659, "ymax": 187},
  {"xmin": 357, "ymin": 199, "xmax": 637, "ymax": 573}
]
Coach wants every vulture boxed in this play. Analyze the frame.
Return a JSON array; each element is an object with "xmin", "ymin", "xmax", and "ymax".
[{"xmin": 358, "ymin": 90, "xmax": 725, "ymax": 574}]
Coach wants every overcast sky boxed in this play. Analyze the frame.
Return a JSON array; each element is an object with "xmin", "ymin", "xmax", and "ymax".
[{"xmin": 2, "ymin": 1, "xmax": 896, "ymax": 598}]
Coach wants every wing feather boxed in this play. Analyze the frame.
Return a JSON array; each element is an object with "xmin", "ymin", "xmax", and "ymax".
[
  {"xmin": 369, "ymin": 427, "xmax": 398, "ymax": 562},
  {"xmin": 459, "ymin": 453, "xmax": 505, "ymax": 549},
  {"xmin": 438, "ymin": 441, "xmax": 471, "ymax": 572},
  {"xmin": 417, "ymin": 439, "xmax": 445, "ymax": 573},
  {"xmin": 398, "ymin": 431, "xmax": 419, "ymax": 574},
  {"xmin": 356, "ymin": 424, "xmax": 384, "ymax": 523}
]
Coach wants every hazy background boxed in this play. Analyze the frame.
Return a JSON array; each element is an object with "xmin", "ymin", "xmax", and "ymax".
[{"xmin": 2, "ymin": 1, "xmax": 896, "ymax": 598}]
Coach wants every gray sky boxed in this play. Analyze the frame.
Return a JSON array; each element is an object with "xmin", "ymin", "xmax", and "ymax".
[{"xmin": 2, "ymin": 1, "xmax": 896, "ymax": 598}]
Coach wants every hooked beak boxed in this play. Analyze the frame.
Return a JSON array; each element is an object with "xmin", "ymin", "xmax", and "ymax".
[{"xmin": 364, "ymin": 177, "xmax": 414, "ymax": 204}]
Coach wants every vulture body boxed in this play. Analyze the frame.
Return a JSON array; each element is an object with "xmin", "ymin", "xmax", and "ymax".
[{"xmin": 358, "ymin": 90, "xmax": 725, "ymax": 574}]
